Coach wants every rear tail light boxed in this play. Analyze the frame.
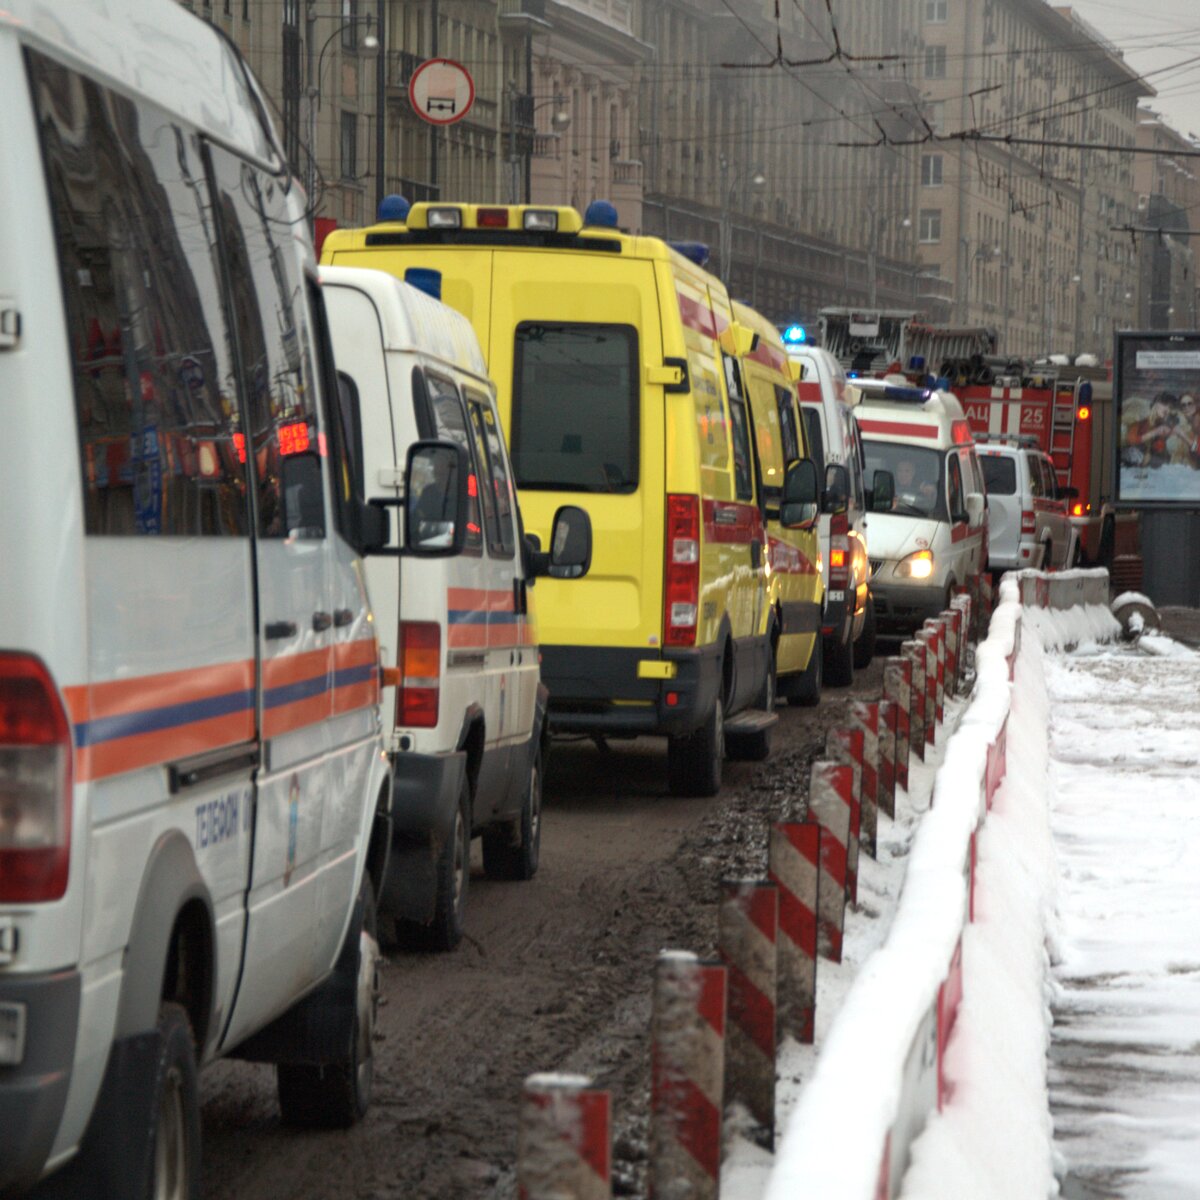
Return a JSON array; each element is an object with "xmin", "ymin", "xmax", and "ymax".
[
  {"xmin": 1021, "ymin": 509, "xmax": 1036, "ymax": 534},
  {"xmin": 664, "ymin": 494, "xmax": 700, "ymax": 647},
  {"xmin": 0, "ymin": 654, "xmax": 72, "ymax": 902},
  {"xmin": 829, "ymin": 511, "xmax": 850, "ymax": 587},
  {"xmin": 397, "ymin": 623, "xmax": 440, "ymax": 728}
]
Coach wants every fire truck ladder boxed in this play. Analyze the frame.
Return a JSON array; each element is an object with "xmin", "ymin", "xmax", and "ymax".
[{"xmin": 1049, "ymin": 384, "xmax": 1077, "ymax": 487}]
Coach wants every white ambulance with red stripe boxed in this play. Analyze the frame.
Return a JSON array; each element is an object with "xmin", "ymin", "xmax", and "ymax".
[
  {"xmin": 2, "ymin": 3, "xmax": 393, "ymax": 1194},
  {"xmin": 320, "ymin": 265, "xmax": 591, "ymax": 952},
  {"xmin": 854, "ymin": 381, "xmax": 988, "ymax": 635}
]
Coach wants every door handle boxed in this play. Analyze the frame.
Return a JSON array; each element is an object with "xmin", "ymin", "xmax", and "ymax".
[
  {"xmin": 312, "ymin": 611, "xmax": 333, "ymax": 632},
  {"xmin": 265, "ymin": 620, "xmax": 297, "ymax": 640},
  {"xmin": 333, "ymin": 608, "xmax": 354, "ymax": 627}
]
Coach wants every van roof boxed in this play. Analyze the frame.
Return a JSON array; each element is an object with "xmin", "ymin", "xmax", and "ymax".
[
  {"xmin": 318, "ymin": 265, "xmax": 489, "ymax": 380},
  {"xmin": 324, "ymin": 202, "xmax": 723, "ymax": 282},
  {"xmin": 856, "ymin": 387, "xmax": 974, "ymax": 448},
  {"xmin": 2, "ymin": 0, "xmax": 278, "ymax": 166}
]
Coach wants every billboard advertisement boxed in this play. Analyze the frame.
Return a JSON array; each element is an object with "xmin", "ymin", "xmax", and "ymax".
[{"xmin": 1115, "ymin": 331, "xmax": 1200, "ymax": 507}]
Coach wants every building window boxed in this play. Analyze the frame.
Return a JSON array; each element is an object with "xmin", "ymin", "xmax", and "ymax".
[
  {"xmin": 342, "ymin": 0, "xmax": 358, "ymax": 50},
  {"xmin": 243, "ymin": 0, "xmax": 249, "ymax": 19},
  {"xmin": 921, "ymin": 153, "xmax": 944, "ymax": 186},
  {"xmin": 919, "ymin": 208, "xmax": 942, "ymax": 243},
  {"xmin": 924, "ymin": 45, "xmax": 946, "ymax": 79},
  {"xmin": 925, "ymin": 0, "xmax": 948, "ymax": 21},
  {"xmin": 340, "ymin": 111, "xmax": 357, "ymax": 179}
]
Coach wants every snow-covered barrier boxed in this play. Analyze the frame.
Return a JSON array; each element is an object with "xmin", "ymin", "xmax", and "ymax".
[{"xmin": 762, "ymin": 569, "xmax": 1115, "ymax": 1200}]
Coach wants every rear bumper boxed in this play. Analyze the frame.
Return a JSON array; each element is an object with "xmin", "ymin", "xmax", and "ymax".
[
  {"xmin": 541, "ymin": 643, "xmax": 722, "ymax": 738},
  {"xmin": 0, "ymin": 969, "xmax": 80, "ymax": 1194}
]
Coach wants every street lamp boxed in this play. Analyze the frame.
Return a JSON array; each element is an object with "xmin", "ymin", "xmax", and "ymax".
[
  {"xmin": 718, "ymin": 154, "xmax": 766, "ymax": 287},
  {"xmin": 504, "ymin": 89, "xmax": 571, "ymax": 204},
  {"xmin": 306, "ymin": 12, "xmax": 379, "ymax": 217}
]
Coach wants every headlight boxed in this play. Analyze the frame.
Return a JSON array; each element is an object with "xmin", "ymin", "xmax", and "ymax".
[{"xmin": 896, "ymin": 549, "xmax": 934, "ymax": 579}]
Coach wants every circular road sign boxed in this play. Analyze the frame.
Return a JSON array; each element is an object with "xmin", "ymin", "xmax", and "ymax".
[{"xmin": 408, "ymin": 58, "xmax": 475, "ymax": 127}]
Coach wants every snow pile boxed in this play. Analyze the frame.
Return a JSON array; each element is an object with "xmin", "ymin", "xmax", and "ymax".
[
  {"xmin": 899, "ymin": 622, "xmax": 1059, "ymax": 1198},
  {"xmin": 1021, "ymin": 602, "xmax": 1119, "ymax": 652},
  {"xmin": 760, "ymin": 585, "xmax": 1025, "ymax": 1200}
]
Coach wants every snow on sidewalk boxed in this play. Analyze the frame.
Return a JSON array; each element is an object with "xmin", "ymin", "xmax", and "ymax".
[{"xmin": 1044, "ymin": 631, "xmax": 1200, "ymax": 1199}]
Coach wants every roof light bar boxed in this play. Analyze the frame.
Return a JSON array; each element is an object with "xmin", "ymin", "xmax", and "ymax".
[{"xmin": 426, "ymin": 207, "xmax": 462, "ymax": 229}]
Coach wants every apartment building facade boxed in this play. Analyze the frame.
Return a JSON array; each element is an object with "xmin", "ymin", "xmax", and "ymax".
[{"xmin": 916, "ymin": 1, "xmax": 1150, "ymax": 358}]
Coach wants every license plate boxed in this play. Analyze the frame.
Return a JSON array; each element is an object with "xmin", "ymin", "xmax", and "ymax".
[
  {"xmin": 0, "ymin": 1002, "xmax": 26, "ymax": 1066},
  {"xmin": 827, "ymin": 589, "xmax": 845, "ymax": 601}
]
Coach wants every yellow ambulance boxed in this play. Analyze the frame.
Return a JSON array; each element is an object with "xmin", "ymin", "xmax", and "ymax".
[
  {"xmin": 731, "ymin": 302, "xmax": 825, "ymax": 706},
  {"xmin": 323, "ymin": 202, "xmax": 818, "ymax": 795}
]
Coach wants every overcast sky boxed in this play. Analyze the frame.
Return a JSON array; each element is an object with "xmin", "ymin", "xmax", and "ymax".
[{"xmin": 1066, "ymin": 0, "xmax": 1200, "ymax": 138}]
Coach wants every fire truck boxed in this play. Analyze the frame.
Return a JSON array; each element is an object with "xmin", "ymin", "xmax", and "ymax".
[{"xmin": 817, "ymin": 307, "xmax": 1142, "ymax": 589}]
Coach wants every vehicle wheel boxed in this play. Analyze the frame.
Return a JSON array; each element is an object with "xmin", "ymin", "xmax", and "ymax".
[
  {"xmin": 427, "ymin": 781, "xmax": 470, "ymax": 950},
  {"xmin": 482, "ymin": 741, "xmax": 543, "ymax": 881},
  {"xmin": 852, "ymin": 591, "xmax": 876, "ymax": 669},
  {"xmin": 1069, "ymin": 537, "xmax": 1083, "ymax": 568},
  {"xmin": 667, "ymin": 697, "xmax": 723, "ymax": 797},
  {"xmin": 823, "ymin": 630, "xmax": 854, "ymax": 688},
  {"xmin": 147, "ymin": 1003, "xmax": 201, "ymax": 1200},
  {"xmin": 278, "ymin": 875, "xmax": 380, "ymax": 1128},
  {"xmin": 1043, "ymin": 540, "xmax": 1054, "ymax": 572},
  {"xmin": 753, "ymin": 644, "xmax": 777, "ymax": 713},
  {"xmin": 783, "ymin": 635, "xmax": 822, "ymax": 707}
]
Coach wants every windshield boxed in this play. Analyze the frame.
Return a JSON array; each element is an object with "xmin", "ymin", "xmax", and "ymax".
[
  {"xmin": 511, "ymin": 321, "xmax": 639, "ymax": 493},
  {"xmin": 863, "ymin": 441, "xmax": 948, "ymax": 520}
]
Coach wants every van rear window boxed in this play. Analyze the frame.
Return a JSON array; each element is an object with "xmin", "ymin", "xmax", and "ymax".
[
  {"xmin": 980, "ymin": 455, "xmax": 1017, "ymax": 495},
  {"xmin": 511, "ymin": 323, "xmax": 638, "ymax": 494}
]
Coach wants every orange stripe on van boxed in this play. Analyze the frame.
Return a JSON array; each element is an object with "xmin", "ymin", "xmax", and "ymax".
[{"xmin": 75, "ymin": 710, "xmax": 256, "ymax": 783}]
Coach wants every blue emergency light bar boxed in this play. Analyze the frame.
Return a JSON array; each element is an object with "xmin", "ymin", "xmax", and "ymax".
[{"xmin": 782, "ymin": 324, "xmax": 808, "ymax": 344}]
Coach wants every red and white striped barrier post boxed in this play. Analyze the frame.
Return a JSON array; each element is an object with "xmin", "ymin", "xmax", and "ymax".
[
  {"xmin": 901, "ymin": 639, "xmax": 927, "ymax": 761},
  {"xmin": 940, "ymin": 609, "xmax": 960, "ymax": 698},
  {"xmin": 951, "ymin": 592, "xmax": 973, "ymax": 692},
  {"xmin": 979, "ymin": 572, "xmax": 994, "ymax": 632},
  {"xmin": 967, "ymin": 574, "xmax": 982, "ymax": 642},
  {"xmin": 825, "ymin": 728, "xmax": 863, "ymax": 903},
  {"xmin": 649, "ymin": 951, "xmax": 726, "ymax": 1200},
  {"xmin": 806, "ymin": 761, "xmax": 853, "ymax": 962},
  {"xmin": 920, "ymin": 620, "xmax": 945, "ymax": 727},
  {"xmin": 882, "ymin": 657, "xmax": 911, "ymax": 793},
  {"xmin": 849, "ymin": 701, "xmax": 880, "ymax": 859},
  {"xmin": 519, "ymin": 1073, "xmax": 612, "ymax": 1200},
  {"xmin": 769, "ymin": 824, "xmax": 819, "ymax": 1046},
  {"xmin": 916, "ymin": 627, "xmax": 939, "ymax": 744},
  {"xmin": 876, "ymin": 697, "xmax": 897, "ymax": 820},
  {"xmin": 719, "ymin": 880, "xmax": 778, "ymax": 1142}
]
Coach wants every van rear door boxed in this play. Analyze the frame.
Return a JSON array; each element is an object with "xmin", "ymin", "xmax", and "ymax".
[{"xmin": 488, "ymin": 254, "xmax": 665, "ymax": 659}]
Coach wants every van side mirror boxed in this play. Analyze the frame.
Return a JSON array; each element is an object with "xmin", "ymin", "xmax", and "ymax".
[
  {"xmin": 781, "ymin": 458, "xmax": 819, "ymax": 529},
  {"xmin": 965, "ymin": 491, "xmax": 985, "ymax": 524},
  {"xmin": 1061, "ymin": 485, "xmax": 1079, "ymax": 500},
  {"xmin": 821, "ymin": 462, "xmax": 850, "ymax": 514},
  {"xmin": 870, "ymin": 469, "xmax": 895, "ymax": 512},
  {"xmin": 528, "ymin": 505, "xmax": 593, "ymax": 579},
  {"xmin": 403, "ymin": 440, "xmax": 470, "ymax": 557},
  {"xmin": 356, "ymin": 501, "xmax": 391, "ymax": 554}
]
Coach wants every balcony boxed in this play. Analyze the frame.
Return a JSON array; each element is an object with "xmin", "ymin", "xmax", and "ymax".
[
  {"xmin": 388, "ymin": 175, "xmax": 440, "ymax": 204},
  {"xmin": 388, "ymin": 50, "xmax": 423, "ymax": 91},
  {"xmin": 612, "ymin": 159, "xmax": 643, "ymax": 188}
]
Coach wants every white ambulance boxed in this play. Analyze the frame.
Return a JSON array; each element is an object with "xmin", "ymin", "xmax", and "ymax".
[
  {"xmin": 853, "ymin": 379, "xmax": 988, "ymax": 635},
  {"xmin": 1, "ymin": 3, "xmax": 394, "ymax": 1195},
  {"xmin": 319, "ymin": 265, "xmax": 591, "ymax": 951}
]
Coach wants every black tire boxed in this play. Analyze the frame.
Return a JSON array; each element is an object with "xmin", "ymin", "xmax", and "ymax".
[
  {"xmin": 853, "ymin": 591, "xmax": 876, "ymax": 669},
  {"xmin": 1069, "ymin": 537, "xmax": 1083, "ymax": 568},
  {"xmin": 753, "ymin": 638, "xmax": 777, "ymax": 713},
  {"xmin": 823, "ymin": 629, "xmax": 854, "ymax": 688},
  {"xmin": 667, "ymin": 697, "xmax": 724, "ymax": 797},
  {"xmin": 783, "ymin": 634, "xmax": 822, "ymax": 707},
  {"xmin": 482, "ymin": 740, "xmax": 543, "ymax": 881},
  {"xmin": 1042, "ymin": 540, "xmax": 1053, "ymax": 572},
  {"xmin": 277, "ymin": 875, "xmax": 380, "ymax": 1128},
  {"xmin": 147, "ymin": 1003, "xmax": 201, "ymax": 1200},
  {"xmin": 427, "ymin": 780, "xmax": 471, "ymax": 950}
]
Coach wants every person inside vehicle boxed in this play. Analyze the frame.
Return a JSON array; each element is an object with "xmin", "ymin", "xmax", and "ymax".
[{"xmin": 894, "ymin": 456, "xmax": 938, "ymax": 510}]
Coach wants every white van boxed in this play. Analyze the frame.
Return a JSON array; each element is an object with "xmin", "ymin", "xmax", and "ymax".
[
  {"xmin": 319, "ymin": 266, "xmax": 591, "ymax": 951},
  {"xmin": 0, "ymin": 4, "xmax": 394, "ymax": 1194},
  {"xmin": 854, "ymin": 380, "xmax": 988, "ymax": 636},
  {"xmin": 789, "ymin": 346, "xmax": 874, "ymax": 684}
]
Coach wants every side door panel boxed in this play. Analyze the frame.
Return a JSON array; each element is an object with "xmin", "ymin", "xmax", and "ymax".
[{"xmin": 207, "ymin": 146, "xmax": 331, "ymax": 1045}]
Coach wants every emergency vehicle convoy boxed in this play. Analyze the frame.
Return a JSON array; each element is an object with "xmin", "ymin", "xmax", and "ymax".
[
  {"xmin": 322, "ymin": 202, "xmax": 828, "ymax": 796},
  {"xmin": 2, "ymin": 2, "xmax": 395, "ymax": 1195}
]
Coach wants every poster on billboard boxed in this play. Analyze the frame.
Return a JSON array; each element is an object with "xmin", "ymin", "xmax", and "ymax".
[{"xmin": 1115, "ymin": 331, "xmax": 1200, "ymax": 507}]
